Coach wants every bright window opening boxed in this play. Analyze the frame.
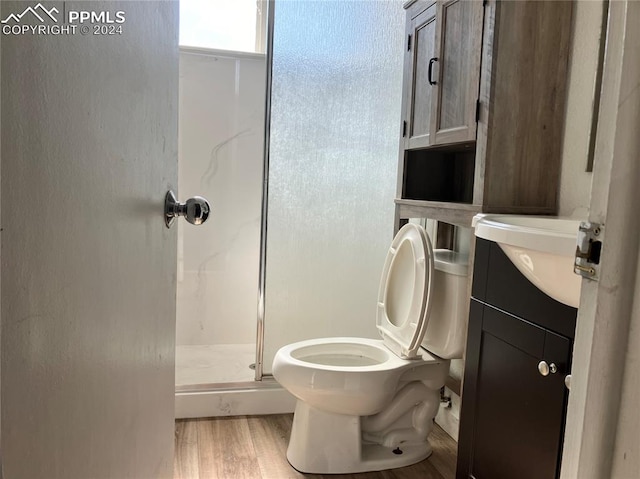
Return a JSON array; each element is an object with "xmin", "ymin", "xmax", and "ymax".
[{"xmin": 179, "ymin": 0, "xmax": 266, "ymax": 53}]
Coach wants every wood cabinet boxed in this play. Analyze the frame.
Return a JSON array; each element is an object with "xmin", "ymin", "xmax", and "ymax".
[
  {"xmin": 432, "ymin": 0, "xmax": 483, "ymax": 145},
  {"xmin": 396, "ymin": 0, "xmax": 574, "ymax": 228},
  {"xmin": 403, "ymin": 0, "xmax": 483, "ymax": 150},
  {"xmin": 456, "ymin": 239, "xmax": 577, "ymax": 479},
  {"xmin": 403, "ymin": 2, "xmax": 437, "ymax": 149}
]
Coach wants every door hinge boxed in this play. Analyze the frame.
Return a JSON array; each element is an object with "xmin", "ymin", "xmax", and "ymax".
[
  {"xmin": 475, "ymin": 99, "xmax": 481, "ymax": 122},
  {"xmin": 574, "ymin": 222, "xmax": 603, "ymax": 280},
  {"xmin": 407, "ymin": 34, "xmax": 412, "ymax": 51},
  {"xmin": 402, "ymin": 120, "xmax": 407, "ymax": 137}
]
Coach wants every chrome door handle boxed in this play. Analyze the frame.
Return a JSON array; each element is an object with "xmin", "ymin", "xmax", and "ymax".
[{"xmin": 164, "ymin": 190, "xmax": 210, "ymax": 228}]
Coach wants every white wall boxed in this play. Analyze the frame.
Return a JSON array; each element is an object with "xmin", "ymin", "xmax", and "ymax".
[
  {"xmin": 611, "ymin": 241, "xmax": 640, "ymax": 477},
  {"xmin": 176, "ymin": 50, "xmax": 266, "ymax": 346},
  {"xmin": 558, "ymin": 1, "xmax": 604, "ymax": 218}
]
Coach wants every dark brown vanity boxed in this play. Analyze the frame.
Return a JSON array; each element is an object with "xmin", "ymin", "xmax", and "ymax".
[{"xmin": 456, "ymin": 239, "xmax": 577, "ymax": 479}]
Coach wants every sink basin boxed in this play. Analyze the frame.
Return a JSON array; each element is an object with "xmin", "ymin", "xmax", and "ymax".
[{"xmin": 472, "ymin": 214, "xmax": 582, "ymax": 308}]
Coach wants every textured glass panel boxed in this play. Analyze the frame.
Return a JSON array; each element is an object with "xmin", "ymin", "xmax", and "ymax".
[{"xmin": 263, "ymin": 0, "xmax": 405, "ymax": 373}]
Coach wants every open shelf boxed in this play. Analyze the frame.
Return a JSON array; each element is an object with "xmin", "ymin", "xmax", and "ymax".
[{"xmin": 401, "ymin": 143, "xmax": 476, "ymax": 204}]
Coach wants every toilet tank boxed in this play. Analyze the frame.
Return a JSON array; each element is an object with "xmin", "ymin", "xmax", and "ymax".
[{"xmin": 422, "ymin": 249, "xmax": 469, "ymax": 359}]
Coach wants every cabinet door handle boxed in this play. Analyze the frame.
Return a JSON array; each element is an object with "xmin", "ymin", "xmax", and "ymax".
[
  {"xmin": 428, "ymin": 57, "xmax": 438, "ymax": 85},
  {"xmin": 538, "ymin": 361, "xmax": 558, "ymax": 376}
]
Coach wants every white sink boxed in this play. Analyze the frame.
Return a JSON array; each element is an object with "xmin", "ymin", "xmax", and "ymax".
[{"xmin": 473, "ymin": 214, "xmax": 582, "ymax": 308}]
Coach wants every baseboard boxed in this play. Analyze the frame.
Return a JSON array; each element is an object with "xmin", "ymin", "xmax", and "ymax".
[{"xmin": 175, "ymin": 385, "xmax": 297, "ymax": 418}]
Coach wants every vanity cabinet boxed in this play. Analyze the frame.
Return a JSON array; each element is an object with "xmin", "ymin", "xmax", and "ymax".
[
  {"xmin": 456, "ymin": 239, "xmax": 578, "ymax": 479},
  {"xmin": 396, "ymin": 0, "xmax": 574, "ymax": 228}
]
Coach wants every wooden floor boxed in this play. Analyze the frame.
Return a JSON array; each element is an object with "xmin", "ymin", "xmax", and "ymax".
[{"xmin": 174, "ymin": 414, "xmax": 456, "ymax": 479}]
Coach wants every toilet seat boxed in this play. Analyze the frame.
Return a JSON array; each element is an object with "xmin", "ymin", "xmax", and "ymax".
[{"xmin": 376, "ymin": 224, "xmax": 434, "ymax": 359}]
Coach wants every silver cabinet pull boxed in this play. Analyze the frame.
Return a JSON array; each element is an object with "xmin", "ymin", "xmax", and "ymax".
[
  {"xmin": 164, "ymin": 190, "xmax": 210, "ymax": 228},
  {"xmin": 538, "ymin": 361, "xmax": 558, "ymax": 377},
  {"xmin": 565, "ymin": 374, "xmax": 572, "ymax": 390}
]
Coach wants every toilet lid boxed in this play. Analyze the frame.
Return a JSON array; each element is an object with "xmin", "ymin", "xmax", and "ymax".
[{"xmin": 376, "ymin": 223, "xmax": 434, "ymax": 359}]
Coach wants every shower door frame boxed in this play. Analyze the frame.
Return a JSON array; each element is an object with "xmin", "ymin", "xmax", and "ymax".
[
  {"xmin": 175, "ymin": 1, "xmax": 274, "ymax": 395},
  {"xmin": 253, "ymin": 0, "xmax": 276, "ymax": 382}
]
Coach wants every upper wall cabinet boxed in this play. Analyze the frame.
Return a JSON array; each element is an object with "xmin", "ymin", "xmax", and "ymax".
[
  {"xmin": 396, "ymin": 0, "xmax": 574, "ymax": 228},
  {"xmin": 403, "ymin": 0, "xmax": 483, "ymax": 150},
  {"xmin": 403, "ymin": 3, "xmax": 437, "ymax": 149}
]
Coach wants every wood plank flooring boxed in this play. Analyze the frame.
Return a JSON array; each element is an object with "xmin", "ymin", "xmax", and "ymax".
[{"xmin": 174, "ymin": 414, "xmax": 456, "ymax": 479}]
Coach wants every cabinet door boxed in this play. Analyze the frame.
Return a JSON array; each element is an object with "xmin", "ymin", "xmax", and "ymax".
[
  {"xmin": 404, "ymin": 2, "xmax": 438, "ymax": 150},
  {"xmin": 431, "ymin": 0, "xmax": 483, "ymax": 145},
  {"xmin": 458, "ymin": 304, "xmax": 571, "ymax": 479}
]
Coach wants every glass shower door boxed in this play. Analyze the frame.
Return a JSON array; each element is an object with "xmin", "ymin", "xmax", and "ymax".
[
  {"xmin": 260, "ymin": 0, "xmax": 405, "ymax": 376},
  {"xmin": 175, "ymin": 0, "xmax": 267, "ymax": 390}
]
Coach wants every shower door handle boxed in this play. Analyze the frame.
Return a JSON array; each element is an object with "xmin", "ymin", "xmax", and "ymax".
[{"xmin": 164, "ymin": 190, "xmax": 211, "ymax": 228}]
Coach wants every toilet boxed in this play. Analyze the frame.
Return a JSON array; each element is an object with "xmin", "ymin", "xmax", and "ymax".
[{"xmin": 272, "ymin": 223, "xmax": 469, "ymax": 474}]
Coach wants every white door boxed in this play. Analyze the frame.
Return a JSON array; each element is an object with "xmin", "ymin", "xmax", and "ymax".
[
  {"xmin": 1, "ymin": 2, "xmax": 178, "ymax": 477},
  {"xmin": 561, "ymin": 1, "xmax": 640, "ymax": 478}
]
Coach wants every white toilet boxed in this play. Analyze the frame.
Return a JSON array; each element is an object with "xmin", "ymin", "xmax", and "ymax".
[{"xmin": 272, "ymin": 223, "xmax": 469, "ymax": 474}]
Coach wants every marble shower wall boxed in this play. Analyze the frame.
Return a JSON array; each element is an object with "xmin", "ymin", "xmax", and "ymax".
[{"xmin": 176, "ymin": 50, "xmax": 266, "ymax": 346}]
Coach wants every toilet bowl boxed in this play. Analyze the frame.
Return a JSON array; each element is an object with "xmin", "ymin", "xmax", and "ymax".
[{"xmin": 272, "ymin": 223, "xmax": 469, "ymax": 474}]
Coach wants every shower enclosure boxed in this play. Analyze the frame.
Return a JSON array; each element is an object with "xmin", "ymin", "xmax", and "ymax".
[
  {"xmin": 175, "ymin": 0, "xmax": 268, "ymax": 397},
  {"xmin": 175, "ymin": 0, "xmax": 405, "ymax": 417},
  {"xmin": 175, "ymin": 46, "xmax": 265, "ymax": 389}
]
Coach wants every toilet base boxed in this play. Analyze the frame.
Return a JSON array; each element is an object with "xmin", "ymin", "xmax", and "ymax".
[{"xmin": 286, "ymin": 400, "xmax": 433, "ymax": 474}]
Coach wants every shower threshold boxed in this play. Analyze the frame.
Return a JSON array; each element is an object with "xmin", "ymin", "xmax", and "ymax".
[
  {"xmin": 175, "ymin": 377, "xmax": 281, "ymax": 393},
  {"xmin": 174, "ymin": 344, "xmax": 295, "ymax": 417},
  {"xmin": 175, "ymin": 376, "xmax": 295, "ymax": 418},
  {"xmin": 176, "ymin": 343, "xmax": 255, "ymax": 388}
]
